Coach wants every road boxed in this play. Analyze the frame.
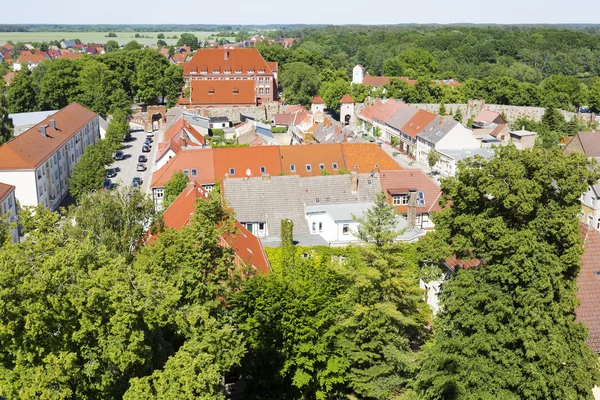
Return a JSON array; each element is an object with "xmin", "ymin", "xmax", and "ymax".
[{"xmin": 107, "ymin": 122, "xmax": 164, "ymax": 195}]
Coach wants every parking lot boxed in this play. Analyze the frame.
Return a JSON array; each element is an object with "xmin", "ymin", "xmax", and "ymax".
[{"xmin": 106, "ymin": 123, "xmax": 163, "ymax": 195}]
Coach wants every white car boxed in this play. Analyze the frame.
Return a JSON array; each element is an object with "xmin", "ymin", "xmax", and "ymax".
[{"xmin": 146, "ymin": 131, "xmax": 154, "ymax": 138}]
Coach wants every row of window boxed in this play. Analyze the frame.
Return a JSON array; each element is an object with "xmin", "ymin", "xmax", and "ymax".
[
  {"xmin": 392, "ymin": 192, "xmax": 426, "ymax": 206},
  {"xmin": 227, "ymin": 162, "xmax": 381, "ymax": 176},
  {"xmin": 258, "ymin": 87, "xmax": 271, "ymax": 95},
  {"xmin": 197, "ymin": 69, "xmax": 265, "ymax": 74},
  {"xmin": 581, "ymin": 193, "xmax": 597, "ymax": 208}
]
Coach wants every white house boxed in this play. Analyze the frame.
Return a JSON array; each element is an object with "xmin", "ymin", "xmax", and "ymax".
[
  {"xmin": 435, "ymin": 148, "xmax": 496, "ymax": 178},
  {"xmin": 0, "ymin": 103, "xmax": 99, "ymax": 210},
  {"xmin": 416, "ymin": 116, "xmax": 480, "ymax": 166},
  {"xmin": 352, "ymin": 64, "xmax": 365, "ymax": 85},
  {"xmin": 305, "ymin": 202, "xmax": 370, "ymax": 244},
  {"xmin": 0, "ymin": 183, "xmax": 19, "ymax": 243}
]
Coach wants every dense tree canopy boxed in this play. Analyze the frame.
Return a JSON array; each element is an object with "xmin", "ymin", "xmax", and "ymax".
[{"xmin": 279, "ymin": 62, "xmax": 321, "ymax": 106}]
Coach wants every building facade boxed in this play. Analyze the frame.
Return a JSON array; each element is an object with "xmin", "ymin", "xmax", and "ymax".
[
  {"xmin": 0, "ymin": 103, "xmax": 99, "ymax": 210},
  {"xmin": 0, "ymin": 183, "xmax": 18, "ymax": 243}
]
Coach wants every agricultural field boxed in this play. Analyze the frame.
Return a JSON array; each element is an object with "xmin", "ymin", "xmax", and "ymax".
[{"xmin": 0, "ymin": 31, "xmax": 236, "ymax": 46}]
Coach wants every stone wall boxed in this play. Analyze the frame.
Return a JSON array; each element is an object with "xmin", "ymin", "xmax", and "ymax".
[{"xmin": 182, "ymin": 102, "xmax": 282, "ymax": 123}]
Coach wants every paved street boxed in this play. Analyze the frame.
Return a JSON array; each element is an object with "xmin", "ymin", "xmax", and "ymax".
[{"xmin": 106, "ymin": 122, "xmax": 164, "ymax": 195}]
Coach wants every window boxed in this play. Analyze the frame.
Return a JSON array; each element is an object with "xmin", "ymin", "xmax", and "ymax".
[
  {"xmin": 264, "ymin": 78, "xmax": 270, "ymax": 85},
  {"xmin": 156, "ymin": 189, "xmax": 164, "ymax": 198},
  {"xmin": 235, "ymin": 70, "xmax": 242, "ymax": 74},
  {"xmin": 588, "ymin": 215, "xmax": 594, "ymax": 226},
  {"xmin": 332, "ymin": 163, "xmax": 338, "ymax": 170},
  {"xmin": 213, "ymin": 70, "xmax": 220, "ymax": 74},
  {"xmin": 342, "ymin": 224, "xmax": 350, "ymax": 235},
  {"xmin": 312, "ymin": 222, "xmax": 317, "ymax": 233},
  {"xmin": 209, "ymin": 90, "xmax": 214, "ymax": 95},
  {"xmin": 183, "ymin": 169, "xmax": 189, "ymax": 176},
  {"xmin": 393, "ymin": 195, "xmax": 409, "ymax": 206},
  {"xmin": 259, "ymin": 77, "xmax": 264, "ymax": 84},
  {"xmin": 260, "ymin": 166, "xmax": 266, "ymax": 174},
  {"xmin": 229, "ymin": 168, "xmax": 235, "ymax": 176},
  {"xmin": 233, "ymin": 89, "xmax": 239, "ymax": 95},
  {"xmin": 259, "ymin": 88, "xmax": 264, "ymax": 95},
  {"xmin": 316, "ymin": 197, "xmax": 320, "ymax": 203},
  {"xmin": 354, "ymin": 164, "xmax": 358, "ymax": 170},
  {"xmin": 191, "ymin": 169, "xmax": 198, "ymax": 177},
  {"xmin": 306, "ymin": 164, "xmax": 312, "ymax": 171},
  {"xmin": 290, "ymin": 164, "xmax": 296, "ymax": 172},
  {"xmin": 319, "ymin": 163, "xmax": 325, "ymax": 170},
  {"xmin": 266, "ymin": 87, "xmax": 270, "ymax": 95},
  {"xmin": 375, "ymin": 164, "xmax": 379, "ymax": 169},
  {"xmin": 368, "ymin": 179, "xmax": 372, "ymax": 185},
  {"xmin": 258, "ymin": 222, "xmax": 265, "ymax": 232},
  {"xmin": 318, "ymin": 222, "xmax": 323, "ymax": 232},
  {"xmin": 247, "ymin": 69, "xmax": 254, "ymax": 73},
  {"xmin": 582, "ymin": 193, "xmax": 587, "ymax": 203},
  {"xmin": 416, "ymin": 191, "xmax": 425, "ymax": 206}
]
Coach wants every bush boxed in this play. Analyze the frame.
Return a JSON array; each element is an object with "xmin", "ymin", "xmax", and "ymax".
[
  {"xmin": 271, "ymin": 126, "xmax": 288, "ymax": 133},
  {"xmin": 210, "ymin": 128, "xmax": 225, "ymax": 136}
]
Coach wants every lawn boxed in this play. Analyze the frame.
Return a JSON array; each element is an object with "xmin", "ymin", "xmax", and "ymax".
[{"xmin": 0, "ymin": 32, "xmax": 236, "ymax": 46}]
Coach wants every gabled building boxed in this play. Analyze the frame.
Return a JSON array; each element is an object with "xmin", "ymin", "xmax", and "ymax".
[
  {"xmin": 577, "ymin": 223, "xmax": 600, "ymax": 353},
  {"xmin": 416, "ymin": 115, "xmax": 480, "ymax": 166},
  {"xmin": 181, "ymin": 48, "xmax": 277, "ymax": 107},
  {"xmin": 0, "ymin": 183, "xmax": 18, "ymax": 243},
  {"xmin": 387, "ymin": 108, "xmax": 436, "ymax": 157},
  {"xmin": 0, "ymin": 103, "xmax": 99, "ymax": 210},
  {"xmin": 13, "ymin": 52, "xmax": 49, "ymax": 71},
  {"xmin": 155, "ymin": 116, "xmax": 206, "ymax": 170}
]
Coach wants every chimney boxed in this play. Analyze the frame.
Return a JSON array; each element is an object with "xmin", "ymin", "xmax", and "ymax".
[
  {"xmin": 49, "ymin": 119, "xmax": 56, "ymax": 130},
  {"xmin": 351, "ymin": 171, "xmax": 358, "ymax": 194},
  {"xmin": 262, "ymin": 173, "xmax": 271, "ymax": 182},
  {"xmin": 40, "ymin": 125, "xmax": 47, "ymax": 137},
  {"xmin": 407, "ymin": 189, "xmax": 417, "ymax": 228}
]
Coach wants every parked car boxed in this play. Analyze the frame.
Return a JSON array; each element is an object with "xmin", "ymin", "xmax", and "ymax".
[
  {"xmin": 103, "ymin": 179, "xmax": 112, "ymax": 190},
  {"xmin": 136, "ymin": 163, "xmax": 147, "ymax": 172},
  {"xmin": 106, "ymin": 168, "xmax": 117, "ymax": 178},
  {"xmin": 146, "ymin": 130, "xmax": 154, "ymax": 138},
  {"xmin": 138, "ymin": 155, "xmax": 147, "ymax": 163},
  {"xmin": 142, "ymin": 145, "xmax": 150, "ymax": 153},
  {"xmin": 145, "ymin": 136, "xmax": 153, "ymax": 143},
  {"xmin": 132, "ymin": 177, "xmax": 143, "ymax": 187},
  {"xmin": 144, "ymin": 138, "xmax": 153, "ymax": 147},
  {"xmin": 114, "ymin": 151, "xmax": 124, "ymax": 160}
]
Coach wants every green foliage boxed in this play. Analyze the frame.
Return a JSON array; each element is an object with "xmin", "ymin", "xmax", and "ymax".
[
  {"xmin": 438, "ymin": 101, "xmax": 447, "ymax": 116},
  {"xmin": 319, "ymin": 78, "xmax": 351, "ymax": 114},
  {"xmin": 428, "ymin": 150, "xmax": 441, "ymax": 168},
  {"xmin": 68, "ymin": 143, "xmax": 111, "ymax": 200},
  {"xmin": 105, "ymin": 39, "xmax": 119, "ymax": 52},
  {"xmin": 415, "ymin": 146, "xmax": 600, "ymax": 399},
  {"xmin": 161, "ymin": 63, "xmax": 184, "ymax": 108},
  {"xmin": 6, "ymin": 70, "xmax": 38, "ymax": 113},
  {"xmin": 279, "ymin": 62, "xmax": 321, "ymax": 106},
  {"xmin": 390, "ymin": 136, "xmax": 400, "ymax": 147},
  {"xmin": 588, "ymin": 76, "xmax": 600, "ymax": 113},
  {"xmin": 39, "ymin": 58, "xmax": 82, "ymax": 110},
  {"xmin": 354, "ymin": 191, "xmax": 401, "ymax": 247},
  {"xmin": 162, "ymin": 170, "xmax": 189, "ymax": 209},
  {"xmin": 280, "ymin": 218, "xmax": 295, "ymax": 269},
  {"xmin": 107, "ymin": 32, "xmax": 117, "ymax": 37},
  {"xmin": 211, "ymin": 128, "xmax": 225, "ymax": 136},
  {"xmin": 453, "ymin": 107, "xmax": 463, "ymax": 123},
  {"xmin": 124, "ymin": 40, "xmax": 143, "ymax": 51},
  {"xmin": 271, "ymin": 126, "xmax": 288, "ymax": 133},
  {"xmin": 0, "ymin": 86, "xmax": 14, "ymax": 145},
  {"xmin": 177, "ymin": 33, "xmax": 199, "ymax": 50},
  {"xmin": 383, "ymin": 48, "xmax": 437, "ymax": 78}
]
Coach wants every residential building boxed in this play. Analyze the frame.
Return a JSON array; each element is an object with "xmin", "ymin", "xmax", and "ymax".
[
  {"xmin": 509, "ymin": 128, "xmax": 537, "ymax": 149},
  {"xmin": 380, "ymin": 169, "xmax": 442, "ymax": 230},
  {"xmin": 388, "ymin": 108, "xmax": 437, "ymax": 157},
  {"xmin": 0, "ymin": 103, "xmax": 99, "ymax": 210},
  {"xmin": 13, "ymin": 52, "xmax": 49, "ymax": 71},
  {"xmin": 3, "ymin": 71, "xmax": 15, "ymax": 86},
  {"xmin": 435, "ymin": 148, "xmax": 497, "ymax": 177},
  {"xmin": 9, "ymin": 110, "xmax": 58, "ymax": 136},
  {"xmin": 155, "ymin": 116, "xmax": 206, "ymax": 170},
  {"xmin": 416, "ymin": 116, "xmax": 480, "ymax": 166},
  {"xmin": 150, "ymin": 143, "xmax": 401, "ymax": 208},
  {"xmin": 0, "ymin": 183, "xmax": 18, "ymax": 243},
  {"xmin": 384, "ymin": 105, "xmax": 419, "ymax": 153},
  {"xmin": 577, "ymin": 223, "xmax": 600, "ymax": 354},
  {"xmin": 148, "ymin": 181, "xmax": 270, "ymax": 274},
  {"xmin": 472, "ymin": 110, "xmax": 510, "ymax": 141},
  {"xmin": 352, "ymin": 64, "xmax": 460, "ymax": 88},
  {"xmin": 181, "ymin": 48, "xmax": 278, "ymax": 107}
]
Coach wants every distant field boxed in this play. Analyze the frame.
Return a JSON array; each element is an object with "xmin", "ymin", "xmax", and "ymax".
[{"xmin": 0, "ymin": 32, "xmax": 237, "ymax": 46}]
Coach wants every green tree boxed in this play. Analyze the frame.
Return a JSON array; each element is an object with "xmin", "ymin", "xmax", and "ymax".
[
  {"xmin": 69, "ymin": 144, "xmax": 110, "ymax": 200},
  {"xmin": 76, "ymin": 59, "xmax": 116, "ymax": 116},
  {"xmin": 39, "ymin": 58, "xmax": 82, "ymax": 110},
  {"xmin": 177, "ymin": 33, "xmax": 199, "ymax": 50},
  {"xmin": 136, "ymin": 52, "xmax": 168, "ymax": 105},
  {"xmin": 320, "ymin": 78, "xmax": 351, "ymax": 114},
  {"xmin": 453, "ymin": 107, "xmax": 463, "ymax": 123},
  {"xmin": 280, "ymin": 218, "xmax": 294, "ymax": 269},
  {"xmin": 390, "ymin": 135, "xmax": 400, "ymax": 148},
  {"xmin": 383, "ymin": 48, "xmax": 437, "ymax": 78},
  {"xmin": 124, "ymin": 40, "xmax": 143, "ymax": 51},
  {"xmin": 0, "ymin": 86, "xmax": 14, "ymax": 145},
  {"xmin": 438, "ymin": 101, "xmax": 447, "ymax": 116},
  {"xmin": 279, "ymin": 62, "xmax": 321, "ymax": 106},
  {"xmin": 415, "ymin": 146, "xmax": 600, "ymax": 399},
  {"xmin": 161, "ymin": 64, "xmax": 184, "ymax": 108},
  {"xmin": 157, "ymin": 33, "xmax": 165, "ymax": 39},
  {"xmin": 156, "ymin": 39, "xmax": 167, "ymax": 48},
  {"xmin": 428, "ymin": 150, "xmax": 440, "ymax": 168},
  {"xmin": 6, "ymin": 70, "xmax": 38, "ymax": 113},
  {"xmin": 588, "ymin": 76, "xmax": 600, "ymax": 113},
  {"xmin": 354, "ymin": 191, "xmax": 400, "ymax": 247},
  {"xmin": 162, "ymin": 170, "xmax": 189, "ymax": 209},
  {"xmin": 105, "ymin": 40, "xmax": 119, "ymax": 52}
]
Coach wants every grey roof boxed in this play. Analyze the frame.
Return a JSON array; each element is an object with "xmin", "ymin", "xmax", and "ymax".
[
  {"xmin": 184, "ymin": 112, "xmax": 210, "ymax": 129},
  {"xmin": 306, "ymin": 202, "xmax": 373, "ymax": 221},
  {"xmin": 260, "ymin": 234, "xmax": 330, "ymax": 248},
  {"xmin": 9, "ymin": 110, "xmax": 58, "ymax": 128},
  {"xmin": 509, "ymin": 129, "xmax": 537, "ymax": 137},
  {"xmin": 301, "ymin": 173, "xmax": 382, "ymax": 206},
  {"xmin": 386, "ymin": 106, "xmax": 419, "ymax": 131},
  {"xmin": 417, "ymin": 116, "xmax": 458, "ymax": 144},
  {"xmin": 210, "ymin": 116, "xmax": 230, "ymax": 123},
  {"xmin": 437, "ymin": 148, "xmax": 497, "ymax": 162}
]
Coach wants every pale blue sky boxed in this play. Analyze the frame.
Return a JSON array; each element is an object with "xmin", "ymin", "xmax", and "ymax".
[{"xmin": 2, "ymin": 0, "xmax": 600, "ymax": 25}]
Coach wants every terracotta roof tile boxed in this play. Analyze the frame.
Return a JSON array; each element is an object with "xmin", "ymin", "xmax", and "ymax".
[
  {"xmin": 0, "ymin": 102, "xmax": 97, "ymax": 170},
  {"xmin": 574, "ymin": 131, "xmax": 600, "ymax": 157},
  {"xmin": 358, "ymin": 101, "xmax": 384, "ymax": 123},
  {"xmin": 339, "ymin": 94, "xmax": 355, "ymax": 104},
  {"xmin": 184, "ymin": 48, "xmax": 272, "ymax": 75},
  {"xmin": 150, "ymin": 148, "xmax": 215, "ymax": 188},
  {"xmin": 188, "ymin": 79, "xmax": 255, "ymax": 105},
  {"xmin": 213, "ymin": 146, "xmax": 282, "ymax": 180},
  {"xmin": 311, "ymin": 95, "xmax": 324, "ymax": 104},
  {"xmin": 164, "ymin": 117, "xmax": 205, "ymax": 146},
  {"xmin": 373, "ymin": 100, "xmax": 405, "ymax": 124},
  {"xmin": 578, "ymin": 223, "xmax": 600, "ymax": 353},
  {"xmin": 341, "ymin": 143, "xmax": 400, "ymax": 174},
  {"xmin": 401, "ymin": 109, "xmax": 437, "ymax": 138},
  {"xmin": 444, "ymin": 254, "xmax": 481, "ymax": 270},
  {"xmin": 279, "ymin": 144, "xmax": 345, "ymax": 176},
  {"xmin": 474, "ymin": 110, "xmax": 505, "ymax": 124},
  {"xmin": 379, "ymin": 169, "xmax": 442, "ymax": 213},
  {"xmin": 3, "ymin": 71, "xmax": 16, "ymax": 85},
  {"xmin": 0, "ymin": 182, "xmax": 15, "ymax": 202}
]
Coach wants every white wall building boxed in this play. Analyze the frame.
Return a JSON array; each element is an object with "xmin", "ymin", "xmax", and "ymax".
[
  {"xmin": 0, "ymin": 183, "xmax": 19, "ymax": 243},
  {"xmin": 416, "ymin": 117, "xmax": 480, "ymax": 166},
  {"xmin": 352, "ymin": 64, "xmax": 365, "ymax": 85},
  {"xmin": 434, "ymin": 148, "xmax": 496, "ymax": 178},
  {"xmin": 0, "ymin": 103, "xmax": 99, "ymax": 210}
]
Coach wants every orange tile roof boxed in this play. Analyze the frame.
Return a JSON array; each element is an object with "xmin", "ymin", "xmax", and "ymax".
[
  {"xmin": 401, "ymin": 109, "xmax": 437, "ymax": 138},
  {"xmin": 155, "ymin": 139, "xmax": 182, "ymax": 162},
  {"xmin": 189, "ymin": 79, "xmax": 256, "ymax": 105},
  {"xmin": 358, "ymin": 101, "xmax": 384, "ymax": 122},
  {"xmin": 150, "ymin": 148, "xmax": 215, "ymax": 188},
  {"xmin": 16, "ymin": 52, "xmax": 47, "ymax": 64},
  {"xmin": 164, "ymin": 117, "xmax": 205, "ymax": 145},
  {"xmin": 0, "ymin": 182, "xmax": 15, "ymax": 202},
  {"xmin": 341, "ymin": 143, "xmax": 400, "ymax": 174},
  {"xmin": 311, "ymin": 95, "xmax": 324, "ymax": 104},
  {"xmin": 444, "ymin": 254, "xmax": 481, "ymax": 270},
  {"xmin": 373, "ymin": 100, "xmax": 405, "ymax": 124},
  {"xmin": 154, "ymin": 182, "xmax": 270, "ymax": 274},
  {"xmin": 171, "ymin": 53, "xmax": 188, "ymax": 63},
  {"xmin": 578, "ymin": 223, "xmax": 600, "ymax": 352},
  {"xmin": 279, "ymin": 144, "xmax": 345, "ymax": 176},
  {"xmin": 59, "ymin": 52, "xmax": 83, "ymax": 60},
  {"xmin": 0, "ymin": 102, "xmax": 97, "ymax": 170},
  {"xmin": 267, "ymin": 61, "xmax": 278, "ymax": 73},
  {"xmin": 184, "ymin": 48, "xmax": 272, "ymax": 75},
  {"xmin": 339, "ymin": 94, "xmax": 355, "ymax": 104},
  {"xmin": 379, "ymin": 169, "xmax": 442, "ymax": 214},
  {"xmin": 3, "ymin": 71, "xmax": 16, "ymax": 85},
  {"xmin": 212, "ymin": 146, "xmax": 282, "ymax": 180}
]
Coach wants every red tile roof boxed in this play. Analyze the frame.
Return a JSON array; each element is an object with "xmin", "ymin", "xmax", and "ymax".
[
  {"xmin": 312, "ymin": 95, "xmax": 324, "ymax": 104},
  {"xmin": 158, "ymin": 182, "xmax": 270, "ymax": 274},
  {"xmin": 164, "ymin": 117, "xmax": 205, "ymax": 145},
  {"xmin": 267, "ymin": 61, "xmax": 278, "ymax": 73},
  {"xmin": 16, "ymin": 52, "xmax": 47, "ymax": 64},
  {"xmin": 3, "ymin": 71, "xmax": 16, "ymax": 85},
  {"xmin": 339, "ymin": 94, "xmax": 355, "ymax": 104},
  {"xmin": 188, "ymin": 79, "xmax": 256, "ymax": 105},
  {"xmin": 59, "ymin": 53, "xmax": 83, "ymax": 60},
  {"xmin": 474, "ymin": 110, "xmax": 504, "ymax": 124},
  {"xmin": 379, "ymin": 169, "xmax": 442, "ymax": 214},
  {"xmin": 578, "ymin": 223, "xmax": 600, "ymax": 353},
  {"xmin": 401, "ymin": 109, "xmax": 437, "ymax": 138},
  {"xmin": 0, "ymin": 182, "xmax": 15, "ymax": 202},
  {"xmin": 0, "ymin": 102, "xmax": 97, "ymax": 170},
  {"xmin": 213, "ymin": 146, "xmax": 282, "ymax": 180},
  {"xmin": 171, "ymin": 53, "xmax": 188, "ymax": 63},
  {"xmin": 358, "ymin": 101, "xmax": 384, "ymax": 123},
  {"xmin": 279, "ymin": 144, "xmax": 345, "ymax": 176},
  {"xmin": 341, "ymin": 143, "xmax": 401, "ymax": 174},
  {"xmin": 150, "ymin": 148, "xmax": 215, "ymax": 188},
  {"xmin": 444, "ymin": 255, "xmax": 481, "ymax": 271},
  {"xmin": 373, "ymin": 100, "xmax": 405, "ymax": 124},
  {"xmin": 184, "ymin": 48, "xmax": 272, "ymax": 75}
]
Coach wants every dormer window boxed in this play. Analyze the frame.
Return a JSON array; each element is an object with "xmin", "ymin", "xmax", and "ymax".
[
  {"xmin": 200, "ymin": 70, "xmax": 207, "ymax": 74},
  {"xmin": 319, "ymin": 163, "xmax": 325, "ymax": 170},
  {"xmin": 290, "ymin": 164, "xmax": 296, "ymax": 172},
  {"xmin": 229, "ymin": 168, "xmax": 235, "ymax": 176},
  {"xmin": 306, "ymin": 164, "xmax": 312, "ymax": 172},
  {"xmin": 393, "ymin": 195, "xmax": 409, "ymax": 206},
  {"xmin": 260, "ymin": 166, "xmax": 266, "ymax": 173},
  {"xmin": 224, "ymin": 70, "xmax": 231, "ymax": 74},
  {"xmin": 247, "ymin": 69, "xmax": 254, "ymax": 73},
  {"xmin": 235, "ymin": 70, "xmax": 242, "ymax": 73},
  {"xmin": 213, "ymin": 70, "xmax": 220, "ymax": 74},
  {"xmin": 258, "ymin": 70, "xmax": 265, "ymax": 73},
  {"xmin": 332, "ymin": 162, "xmax": 338, "ymax": 170}
]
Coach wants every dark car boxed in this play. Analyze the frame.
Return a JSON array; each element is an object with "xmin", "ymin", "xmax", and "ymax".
[
  {"xmin": 103, "ymin": 179, "xmax": 112, "ymax": 190},
  {"xmin": 138, "ymin": 155, "xmax": 147, "ymax": 163},
  {"xmin": 132, "ymin": 177, "xmax": 143, "ymax": 187},
  {"xmin": 145, "ymin": 137, "xmax": 153, "ymax": 143},
  {"xmin": 144, "ymin": 139, "xmax": 153, "ymax": 147},
  {"xmin": 142, "ymin": 145, "xmax": 150, "ymax": 153},
  {"xmin": 106, "ymin": 168, "xmax": 117, "ymax": 178},
  {"xmin": 114, "ymin": 151, "xmax": 124, "ymax": 160}
]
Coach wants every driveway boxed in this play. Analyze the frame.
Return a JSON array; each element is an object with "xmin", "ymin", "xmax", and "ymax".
[{"xmin": 107, "ymin": 123, "xmax": 163, "ymax": 194}]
